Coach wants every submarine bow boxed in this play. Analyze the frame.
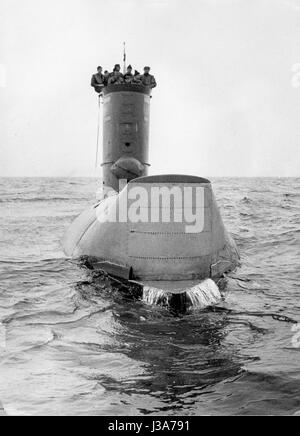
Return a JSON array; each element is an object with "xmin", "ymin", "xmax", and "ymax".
[{"xmin": 62, "ymin": 174, "xmax": 239, "ymax": 282}]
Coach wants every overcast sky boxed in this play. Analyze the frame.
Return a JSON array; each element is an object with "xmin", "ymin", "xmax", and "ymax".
[{"xmin": 1, "ymin": 0, "xmax": 300, "ymax": 177}]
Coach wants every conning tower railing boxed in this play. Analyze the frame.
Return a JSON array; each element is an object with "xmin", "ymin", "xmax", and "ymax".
[{"xmin": 102, "ymin": 83, "xmax": 152, "ymax": 96}]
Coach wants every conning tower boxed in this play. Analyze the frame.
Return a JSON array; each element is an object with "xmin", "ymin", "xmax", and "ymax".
[{"xmin": 102, "ymin": 84, "xmax": 152, "ymax": 192}]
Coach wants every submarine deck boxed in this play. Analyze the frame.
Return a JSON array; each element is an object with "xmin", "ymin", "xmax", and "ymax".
[{"xmin": 130, "ymin": 174, "xmax": 211, "ymax": 184}]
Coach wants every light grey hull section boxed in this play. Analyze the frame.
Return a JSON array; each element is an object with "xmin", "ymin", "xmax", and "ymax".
[{"xmin": 62, "ymin": 177, "xmax": 240, "ymax": 282}]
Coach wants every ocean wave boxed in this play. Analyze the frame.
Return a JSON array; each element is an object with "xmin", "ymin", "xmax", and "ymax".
[{"xmin": 0, "ymin": 197, "xmax": 81, "ymax": 203}]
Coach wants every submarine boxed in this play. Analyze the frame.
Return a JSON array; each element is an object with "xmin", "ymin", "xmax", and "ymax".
[{"xmin": 62, "ymin": 80, "xmax": 240, "ymax": 312}]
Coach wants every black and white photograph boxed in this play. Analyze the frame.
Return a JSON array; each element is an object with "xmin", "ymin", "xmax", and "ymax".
[{"xmin": 0, "ymin": 0, "xmax": 300, "ymax": 419}]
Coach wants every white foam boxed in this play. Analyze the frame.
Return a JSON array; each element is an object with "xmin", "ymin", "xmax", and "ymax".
[
  {"xmin": 186, "ymin": 279, "xmax": 221, "ymax": 308},
  {"xmin": 142, "ymin": 279, "xmax": 221, "ymax": 309},
  {"xmin": 142, "ymin": 287, "xmax": 169, "ymax": 306}
]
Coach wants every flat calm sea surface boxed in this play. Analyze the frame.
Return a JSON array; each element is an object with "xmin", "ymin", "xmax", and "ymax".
[{"xmin": 0, "ymin": 177, "xmax": 299, "ymax": 416}]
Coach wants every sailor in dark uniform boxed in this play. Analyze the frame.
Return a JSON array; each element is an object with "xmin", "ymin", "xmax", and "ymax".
[
  {"xmin": 140, "ymin": 66, "xmax": 157, "ymax": 89},
  {"xmin": 91, "ymin": 66, "xmax": 105, "ymax": 93},
  {"xmin": 133, "ymin": 70, "xmax": 142, "ymax": 84},
  {"xmin": 108, "ymin": 64, "xmax": 124, "ymax": 85},
  {"xmin": 123, "ymin": 65, "xmax": 134, "ymax": 83},
  {"xmin": 103, "ymin": 70, "xmax": 110, "ymax": 87}
]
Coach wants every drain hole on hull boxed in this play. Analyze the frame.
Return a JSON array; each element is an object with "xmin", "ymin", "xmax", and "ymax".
[{"xmin": 125, "ymin": 142, "xmax": 131, "ymax": 147}]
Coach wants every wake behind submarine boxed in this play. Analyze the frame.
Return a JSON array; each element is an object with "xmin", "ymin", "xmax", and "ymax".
[{"xmin": 62, "ymin": 71, "xmax": 240, "ymax": 312}]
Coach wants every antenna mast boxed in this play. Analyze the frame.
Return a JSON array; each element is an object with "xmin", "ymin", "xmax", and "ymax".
[{"xmin": 123, "ymin": 42, "xmax": 126, "ymax": 74}]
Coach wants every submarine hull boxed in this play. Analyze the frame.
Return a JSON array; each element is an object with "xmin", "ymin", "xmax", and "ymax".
[{"xmin": 62, "ymin": 175, "xmax": 240, "ymax": 298}]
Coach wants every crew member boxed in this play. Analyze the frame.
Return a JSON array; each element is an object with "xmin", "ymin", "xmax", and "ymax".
[
  {"xmin": 133, "ymin": 70, "xmax": 142, "ymax": 84},
  {"xmin": 91, "ymin": 66, "xmax": 105, "ymax": 93},
  {"xmin": 108, "ymin": 64, "xmax": 124, "ymax": 85},
  {"xmin": 124, "ymin": 65, "xmax": 134, "ymax": 83},
  {"xmin": 103, "ymin": 70, "xmax": 110, "ymax": 86},
  {"xmin": 140, "ymin": 66, "xmax": 157, "ymax": 89}
]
